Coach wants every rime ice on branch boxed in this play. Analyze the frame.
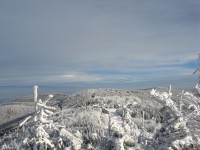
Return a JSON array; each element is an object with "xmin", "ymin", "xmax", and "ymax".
[
  {"xmin": 150, "ymin": 85, "xmax": 181, "ymax": 117},
  {"xmin": 33, "ymin": 85, "xmax": 38, "ymax": 111},
  {"xmin": 33, "ymin": 85, "xmax": 38, "ymax": 102}
]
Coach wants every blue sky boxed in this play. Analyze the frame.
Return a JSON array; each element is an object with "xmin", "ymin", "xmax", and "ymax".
[{"xmin": 0, "ymin": 0, "xmax": 200, "ymax": 88}]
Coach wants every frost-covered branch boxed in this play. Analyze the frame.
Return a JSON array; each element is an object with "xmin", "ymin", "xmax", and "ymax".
[
  {"xmin": 184, "ymin": 92, "xmax": 200, "ymax": 118},
  {"xmin": 37, "ymin": 103, "xmax": 56, "ymax": 111},
  {"xmin": 19, "ymin": 116, "xmax": 32, "ymax": 127},
  {"xmin": 150, "ymin": 86, "xmax": 180, "ymax": 117},
  {"xmin": 33, "ymin": 85, "xmax": 38, "ymax": 111},
  {"xmin": 33, "ymin": 85, "xmax": 38, "ymax": 103},
  {"xmin": 195, "ymin": 84, "xmax": 200, "ymax": 95},
  {"xmin": 43, "ymin": 94, "xmax": 53, "ymax": 104}
]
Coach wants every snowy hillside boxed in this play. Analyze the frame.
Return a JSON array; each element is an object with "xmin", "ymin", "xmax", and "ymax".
[{"xmin": 0, "ymin": 85, "xmax": 200, "ymax": 149}]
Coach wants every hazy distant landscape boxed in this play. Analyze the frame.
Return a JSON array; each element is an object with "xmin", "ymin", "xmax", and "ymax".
[
  {"xmin": 0, "ymin": 86, "xmax": 79, "ymax": 104},
  {"xmin": 0, "ymin": 77, "xmax": 196, "ymax": 104}
]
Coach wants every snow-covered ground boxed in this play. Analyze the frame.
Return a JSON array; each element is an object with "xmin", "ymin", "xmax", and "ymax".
[{"xmin": 0, "ymin": 86, "xmax": 200, "ymax": 149}]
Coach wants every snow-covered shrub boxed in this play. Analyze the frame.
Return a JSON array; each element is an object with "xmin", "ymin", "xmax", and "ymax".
[
  {"xmin": 150, "ymin": 86, "xmax": 194, "ymax": 150},
  {"xmin": 150, "ymin": 86, "xmax": 181, "ymax": 118},
  {"xmin": 123, "ymin": 134, "xmax": 135, "ymax": 147},
  {"xmin": 58, "ymin": 128, "xmax": 83, "ymax": 150},
  {"xmin": 0, "ymin": 104, "xmax": 34, "ymax": 125},
  {"xmin": 114, "ymin": 138, "xmax": 124, "ymax": 150},
  {"xmin": 170, "ymin": 135, "xmax": 193, "ymax": 150},
  {"xmin": 60, "ymin": 108, "xmax": 104, "ymax": 148},
  {"xmin": 111, "ymin": 123, "xmax": 124, "ymax": 138}
]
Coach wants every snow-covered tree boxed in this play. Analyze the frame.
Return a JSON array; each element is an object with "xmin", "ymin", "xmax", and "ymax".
[
  {"xmin": 1, "ymin": 85, "xmax": 83, "ymax": 150},
  {"xmin": 150, "ymin": 86, "xmax": 194, "ymax": 149}
]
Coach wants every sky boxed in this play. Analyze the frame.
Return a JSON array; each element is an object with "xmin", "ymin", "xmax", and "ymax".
[{"xmin": 0, "ymin": 0, "xmax": 200, "ymax": 89}]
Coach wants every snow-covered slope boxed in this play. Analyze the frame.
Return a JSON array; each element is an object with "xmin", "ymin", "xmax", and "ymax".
[{"xmin": 0, "ymin": 86, "xmax": 200, "ymax": 149}]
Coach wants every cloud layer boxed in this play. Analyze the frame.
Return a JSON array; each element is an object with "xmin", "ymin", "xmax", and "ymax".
[{"xmin": 0, "ymin": 0, "xmax": 200, "ymax": 87}]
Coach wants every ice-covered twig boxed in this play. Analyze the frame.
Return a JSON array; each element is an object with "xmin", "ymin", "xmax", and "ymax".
[
  {"xmin": 33, "ymin": 85, "xmax": 38, "ymax": 102},
  {"xmin": 44, "ymin": 109, "xmax": 54, "ymax": 115},
  {"xmin": 37, "ymin": 103, "xmax": 56, "ymax": 110},
  {"xmin": 33, "ymin": 85, "xmax": 38, "ymax": 111},
  {"xmin": 19, "ymin": 116, "xmax": 32, "ymax": 127},
  {"xmin": 184, "ymin": 91, "xmax": 200, "ymax": 117},
  {"xmin": 188, "ymin": 104, "xmax": 200, "ymax": 117},
  {"xmin": 39, "ymin": 117, "xmax": 53, "ymax": 124},
  {"xmin": 43, "ymin": 94, "xmax": 54, "ymax": 104}
]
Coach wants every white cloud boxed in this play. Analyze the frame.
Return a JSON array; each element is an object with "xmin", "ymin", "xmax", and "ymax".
[{"xmin": 59, "ymin": 72, "xmax": 101, "ymax": 82}]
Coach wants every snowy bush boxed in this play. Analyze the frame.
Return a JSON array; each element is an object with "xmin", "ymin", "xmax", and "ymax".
[{"xmin": 150, "ymin": 85, "xmax": 196, "ymax": 150}]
